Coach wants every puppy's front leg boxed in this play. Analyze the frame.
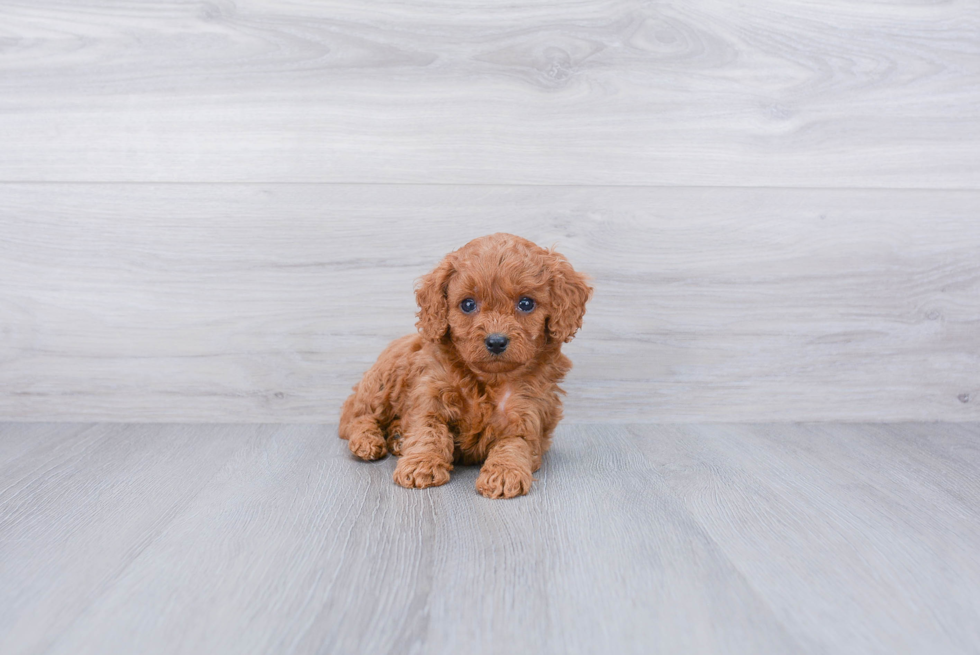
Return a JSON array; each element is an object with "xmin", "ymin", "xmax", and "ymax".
[
  {"xmin": 476, "ymin": 437, "xmax": 535, "ymax": 499},
  {"xmin": 393, "ymin": 415, "xmax": 454, "ymax": 489}
]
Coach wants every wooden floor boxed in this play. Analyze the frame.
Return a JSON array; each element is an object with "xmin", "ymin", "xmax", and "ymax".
[{"xmin": 1, "ymin": 423, "xmax": 978, "ymax": 654}]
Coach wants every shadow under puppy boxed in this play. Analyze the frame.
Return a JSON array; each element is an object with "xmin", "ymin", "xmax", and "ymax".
[{"xmin": 339, "ymin": 233, "xmax": 592, "ymax": 498}]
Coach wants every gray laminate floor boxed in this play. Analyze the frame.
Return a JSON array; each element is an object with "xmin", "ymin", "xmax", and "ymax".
[{"xmin": 1, "ymin": 423, "xmax": 978, "ymax": 654}]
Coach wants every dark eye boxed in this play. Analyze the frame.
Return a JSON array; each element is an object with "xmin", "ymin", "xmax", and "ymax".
[
  {"xmin": 517, "ymin": 297, "xmax": 535, "ymax": 313},
  {"xmin": 459, "ymin": 298, "xmax": 477, "ymax": 314}
]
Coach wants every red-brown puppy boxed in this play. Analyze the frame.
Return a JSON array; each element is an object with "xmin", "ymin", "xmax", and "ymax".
[{"xmin": 339, "ymin": 233, "xmax": 592, "ymax": 498}]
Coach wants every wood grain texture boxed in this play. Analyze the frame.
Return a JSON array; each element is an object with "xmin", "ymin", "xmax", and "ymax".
[
  {"xmin": 636, "ymin": 423, "xmax": 980, "ymax": 654},
  {"xmin": 0, "ymin": 0, "xmax": 978, "ymax": 186},
  {"xmin": 0, "ymin": 423, "xmax": 258, "ymax": 654},
  {"xmin": 1, "ymin": 422, "xmax": 977, "ymax": 654},
  {"xmin": 1, "ymin": 184, "xmax": 977, "ymax": 422}
]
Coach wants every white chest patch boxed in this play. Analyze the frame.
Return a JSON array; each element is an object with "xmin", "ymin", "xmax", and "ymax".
[{"xmin": 496, "ymin": 386, "xmax": 512, "ymax": 414}]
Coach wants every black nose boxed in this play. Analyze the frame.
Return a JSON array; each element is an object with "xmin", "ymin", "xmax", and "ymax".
[{"xmin": 485, "ymin": 333, "xmax": 510, "ymax": 355}]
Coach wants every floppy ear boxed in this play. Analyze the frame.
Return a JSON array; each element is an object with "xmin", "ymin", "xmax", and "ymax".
[
  {"xmin": 546, "ymin": 251, "xmax": 593, "ymax": 343},
  {"xmin": 415, "ymin": 255, "xmax": 456, "ymax": 342}
]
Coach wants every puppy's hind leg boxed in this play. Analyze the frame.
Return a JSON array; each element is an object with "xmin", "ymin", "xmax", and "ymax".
[
  {"xmin": 339, "ymin": 381, "xmax": 388, "ymax": 461},
  {"xmin": 339, "ymin": 333, "xmax": 418, "ymax": 461}
]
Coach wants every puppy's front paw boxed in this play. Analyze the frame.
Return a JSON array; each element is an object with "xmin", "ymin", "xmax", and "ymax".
[
  {"xmin": 476, "ymin": 462, "xmax": 532, "ymax": 499},
  {"xmin": 348, "ymin": 430, "xmax": 387, "ymax": 461},
  {"xmin": 393, "ymin": 455, "xmax": 451, "ymax": 489}
]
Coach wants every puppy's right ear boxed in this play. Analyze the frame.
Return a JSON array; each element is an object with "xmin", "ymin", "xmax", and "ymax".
[{"xmin": 415, "ymin": 255, "xmax": 456, "ymax": 342}]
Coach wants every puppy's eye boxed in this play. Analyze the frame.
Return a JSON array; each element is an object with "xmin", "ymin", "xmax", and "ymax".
[
  {"xmin": 459, "ymin": 298, "xmax": 477, "ymax": 314},
  {"xmin": 517, "ymin": 297, "xmax": 535, "ymax": 313}
]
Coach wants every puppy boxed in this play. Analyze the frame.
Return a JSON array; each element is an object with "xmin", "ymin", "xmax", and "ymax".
[{"xmin": 339, "ymin": 233, "xmax": 592, "ymax": 498}]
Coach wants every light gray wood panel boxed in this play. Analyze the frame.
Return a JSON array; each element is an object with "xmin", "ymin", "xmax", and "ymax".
[
  {"xmin": 635, "ymin": 423, "xmax": 980, "ymax": 654},
  {"xmin": 0, "ymin": 424, "xmax": 256, "ymax": 655},
  {"xmin": 37, "ymin": 423, "xmax": 801, "ymax": 655},
  {"xmin": 415, "ymin": 425, "xmax": 801, "ymax": 654},
  {"xmin": 1, "ymin": 183, "xmax": 977, "ymax": 422},
  {"xmin": 1, "ymin": 1, "xmax": 978, "ymax": 186},
  {"xmin": 0, "ymin": 423, "xmax": 92, "ymax": 468},
  {"xmin": 2, "ymin": 423, "xmax": 978, "ymax": 654}
]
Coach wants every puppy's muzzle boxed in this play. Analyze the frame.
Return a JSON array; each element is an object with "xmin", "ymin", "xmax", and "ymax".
[{"xmin": 484, "ymin": 333, "xmax": 510, "ymax": 355}]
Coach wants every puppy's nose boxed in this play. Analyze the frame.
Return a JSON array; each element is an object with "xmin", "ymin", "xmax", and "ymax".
[{"xmin": 485, "ymin": 333, "xmax": 510, "ymax": 355}]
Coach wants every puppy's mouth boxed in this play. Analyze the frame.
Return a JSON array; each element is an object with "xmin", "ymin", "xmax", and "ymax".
[{"xmin": 469, "ymin": 359, "xmax": 524, "ymax": 375}]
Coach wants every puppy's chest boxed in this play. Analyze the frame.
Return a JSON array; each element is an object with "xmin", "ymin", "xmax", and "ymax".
[{"xmin": 452, "ymin": 383, "xmax": 518, "ymax": 442}]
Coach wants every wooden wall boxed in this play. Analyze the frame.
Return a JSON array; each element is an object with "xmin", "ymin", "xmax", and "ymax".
[{"xmin": 1, "ymin": 1, "xmax": 977, "ymax": 421}]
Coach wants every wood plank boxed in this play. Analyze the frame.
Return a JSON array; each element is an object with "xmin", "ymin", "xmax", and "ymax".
[
  {"xmin": 1, "ymin": 184, "xmax": 977, "ymax": 422},
  {"xmin": 4, "ymin": 423, "xmax": 977, "ymax": 653},
  {"xmin": 0, "ymin": 423, "xmax": 256, "ymax": 655},
  {"xmin": 0, "ymin": 423, "xmax": 93, "ymax": 470},
  {"xmin": 633, "ymin": 423, "xmax": 980, "ymax": 654},
  {"xmin": 30, "ymin": 424, "xmax": 800, "ymax": 654},
  {"xmin": 414, "ymin": 424, "xmax": 801, "ymax": 654},
  {"xmin": 0, "ymin": 1, "xmax": 977, "ymax": 186}
]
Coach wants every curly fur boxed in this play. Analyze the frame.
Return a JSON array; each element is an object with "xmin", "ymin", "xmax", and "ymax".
[{"xmin": 339, "ymin": 233, "xmax": 592, "ymax": 499}]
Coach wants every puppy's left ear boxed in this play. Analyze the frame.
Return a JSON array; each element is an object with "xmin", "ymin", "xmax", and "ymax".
[
  {"xmin": 546, "ymin": 251, "xmax": 593, "ymax": 343},
  {"xmin": 415, "ymin": 255, "xmax": 456, "ymax": 342}
]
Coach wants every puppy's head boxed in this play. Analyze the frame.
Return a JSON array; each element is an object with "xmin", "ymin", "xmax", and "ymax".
[{"xmin": 416, "ymin": 233, "xmax": 592, "ymax": 375}]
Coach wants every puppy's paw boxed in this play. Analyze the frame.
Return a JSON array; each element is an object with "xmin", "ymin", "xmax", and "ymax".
[
  {"xmin": 348, "ymin": 429, "xmax": 387, "ymax": 461},
  {"xmin": 393, "ymin": 455, "xmax": 451, "ymax": 489},
  {"xmin": 386, "ymin": 432, "xmax": 404, "ymax": 457},
  {"xmin": 476, "ymin": 462, "xmax": 532, "ymax": 499}
]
